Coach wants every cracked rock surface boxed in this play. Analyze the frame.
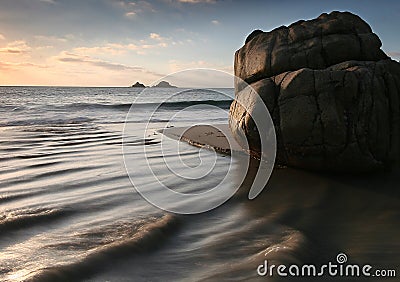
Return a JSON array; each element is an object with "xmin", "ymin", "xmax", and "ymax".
[{"xmin": 229, "ymin": 11, "xmax": 400, "ymax": 171}]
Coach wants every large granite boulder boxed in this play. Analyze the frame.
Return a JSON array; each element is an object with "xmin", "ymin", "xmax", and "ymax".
[{"xmin": 229, "ymin": 11, "xmax": 400, "ymax": 171}]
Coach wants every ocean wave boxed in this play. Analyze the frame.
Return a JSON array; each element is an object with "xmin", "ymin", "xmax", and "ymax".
[
  {"xmin": 0, "ymin": 208, "xmax": 70, "ymax": 233},
  {"xmin": 55, "ymin": 99, "xmax": 233, "ymax": 111},
  {"xmin": 0, "ymin": 100, "xmax": 231, "ymax": 128},
  {"xmin": 25, "ymin": 214, "xmax": 181, "ymax": 282},
  {"xmin": 137, "ymin": 99, "xmax": 233, "ymax": 110},
  {"xmin": 0, "ymin": 105, "xmax": 26, "ymax": 112},
  {"xmin": 0, "ymin": 117, "xmax": 94, "ymax": 127},
  {"xmin": 0, "ymin": 164, "xmax": 108, "ymax": 190}
]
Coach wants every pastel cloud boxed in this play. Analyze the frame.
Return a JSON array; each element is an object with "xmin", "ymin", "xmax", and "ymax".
[
  {"xmin": 168, "ymin": 59, "xmax": 232, "ymax": 74},
  {"xmin": 120, "ymin": 0, "xmax": 156, "ymax": 17},
  {"xmin": 388, "ymin": 52, "xmax": 400, "ymax": 58},
  {"xmin": 33, "ymin": 35, "xmax": 70, "ymax": 43},
  {"xmin": 55, "ymin": 51, "xmax": 164, "ymax": 76},
  {"xmin": 0, "ymin": 40, "xmax": 31, "ymax": 54},
  {"xmin": 39, "ymin": 0, "xmax": 56, "ymax": 4},
  {"xmin": 150, "ymin": 33, "xmax": 162, "ymax": 40},
  {"xmin": 71, "ymin": 37, "xmax": 169, "ymax": 57},
  {"xmin": 0, "ymin": 61, "xmax": 48, "ymax": 71},
  {"xmin": 177, "ymin": 0, "xmax": 216, "ymax": 3}
]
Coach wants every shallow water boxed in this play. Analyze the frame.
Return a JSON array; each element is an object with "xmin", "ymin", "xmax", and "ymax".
[{"xmin": 0, "ymin": 87, "xmax": 398, "ymax": 281}]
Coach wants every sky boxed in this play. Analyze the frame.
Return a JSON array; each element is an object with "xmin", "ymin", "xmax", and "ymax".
[{"xmin": 0, "ymin": 0, "xmax": 399, "ymax": 87}]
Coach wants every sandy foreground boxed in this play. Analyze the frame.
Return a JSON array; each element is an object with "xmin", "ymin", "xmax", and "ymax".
[{"xmin": 159, "ymin": 124, "xmax": 243, "ymax": 154}]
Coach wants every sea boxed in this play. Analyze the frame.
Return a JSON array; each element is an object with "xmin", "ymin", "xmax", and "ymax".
[{"xmin": 0, "ymin": 86, "xmax": 399, "ymax": 282}]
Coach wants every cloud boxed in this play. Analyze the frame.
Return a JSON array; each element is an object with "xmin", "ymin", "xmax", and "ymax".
[
  {"xmin": 70, "ymin": 36, "xmax": 169, "ymax": 56},
  {"xmin": 125, "ymin": 11, "xmax": 137, "ymax": 17},
  {"xmin": 177, "ymin": 0, "xmax": 216, "ymax": 3},
  {"xmin": 211, "ymin": 20, "xmax": 219, "ymax": 25},
  {"xmin": 0, "ymin": 61, "xmax": 48, "ymax": 71},
  {"xmin": 34, "ymin": 35, "xmax": 69, "ymax": 43},
  {"xmin": 39, "ymin": 0, "xmax": 56, "ymax": 4},
  {"xmin": 118, "ymin": 1, "xmax": 156, "ymax": 18},
  {"xmin": 36, "ymin": 45, "xmax": 54, "ymax": 50},
  {"xmin": 0, "ymin": 40, "xmax": 31, "ymax": 54},
  {"xmin": 150, "ymin": 33, "xmax": 162, "ymax": 40},
  {"xmin": 149, "ymin": 33, "xmax": 170, "ymax": 46},
  {"xmin": 0, "ymin": 34, "xmax": 5, "ymax": 40},
  {"xmin": 388, "ymin": 52, "xmax": 400, "ymax": 58},
  {"xmin": 168, "ymin": 59, "xmax": 232, "ymax": 74},
  {"xmin": 56, "ymin": 52, "xmax": 128, "ymax": 70},
  {"xmin": 0, "ymin": 50, "xmax": 164, "ymax": 86},
  {"xmin": 55, "ymin": 51, "xmax": 164, "ymax": 76},
  {"xmin": 73, "ymin": 43, "xmax": 138, "ymax": 55}
]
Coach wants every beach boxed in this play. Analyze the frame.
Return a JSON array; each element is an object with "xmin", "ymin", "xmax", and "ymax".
[{"xmin": 0, "ymin": 86, "xmax": 398, "ymax": 281}]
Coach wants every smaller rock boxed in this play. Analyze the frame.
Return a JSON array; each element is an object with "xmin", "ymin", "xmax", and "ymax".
[
  {"xmin": 131, "ymin": 82, "xmax": 146, "ymax": 88},
  {"xmin": 153, "ymin": 81, "xmax": 177, "ymax": 88}
]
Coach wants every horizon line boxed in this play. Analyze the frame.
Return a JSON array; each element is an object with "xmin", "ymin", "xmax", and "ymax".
[{"xmin": 0, "ymin": 85, "xmax": 235, "ymax": 88}]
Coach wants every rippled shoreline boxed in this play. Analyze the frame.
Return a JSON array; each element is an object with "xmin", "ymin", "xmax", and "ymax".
[{"xmin": 0, "ymin": 87, "xmax": 398, "ymax": 281}]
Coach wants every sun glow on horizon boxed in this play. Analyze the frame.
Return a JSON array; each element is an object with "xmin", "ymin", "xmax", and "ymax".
[{"xmin": 0, "ymin": 0, "xmax": 399, "ymax": 86}]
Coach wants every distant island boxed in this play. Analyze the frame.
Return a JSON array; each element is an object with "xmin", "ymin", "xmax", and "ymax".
[
  {"xmin": 131, "ymin": 80, "xmax": 177, "ymax": 88},
  {"xmin": 131, "ymin": 82, "xmax": 146, "ymax": 88},
  {"xmin": 153, "ymin": 81, "xmax": 177, "ymax": 88}
]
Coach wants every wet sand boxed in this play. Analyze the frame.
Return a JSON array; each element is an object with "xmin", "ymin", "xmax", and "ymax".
[
  {"xmin": 156, "ymin": 124, "xmax": 400, "ymax": 281},
  {"xmin": 159, "ymin": 124, "xmax": 243, "ymax": 155}
]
